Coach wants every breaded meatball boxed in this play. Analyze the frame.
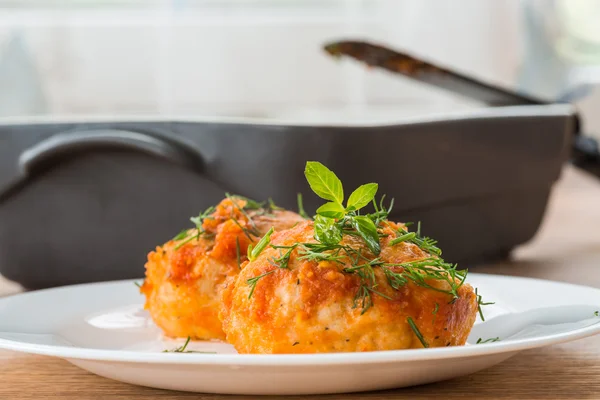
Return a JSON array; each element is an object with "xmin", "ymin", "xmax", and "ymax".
[
  {"xmin": 141, "ymin": 197, "xmax": 304, "ymax": 340},
  {"xmin": 220, "ymin": 221, "xmax": 478, "ymax": 353}
]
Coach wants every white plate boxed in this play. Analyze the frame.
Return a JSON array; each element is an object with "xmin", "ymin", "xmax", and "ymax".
[{"xmin": 1, "ymin": 274, "xmax": 599, "ymax": 395}]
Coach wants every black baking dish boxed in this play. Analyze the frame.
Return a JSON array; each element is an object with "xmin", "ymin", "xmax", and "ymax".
[{"xmin": 0, "ymin": 105, "xmax": 574, "ymax": 289}]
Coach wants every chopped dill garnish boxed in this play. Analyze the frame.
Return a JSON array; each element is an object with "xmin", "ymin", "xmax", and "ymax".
[
  {"xmin": 297, "ymin": 193, "xmax": 310, "ymax": 219},
  {"xmin": 162, "ymin": 336, "xmax": 217, "ymax": 353},
  {"xmin": 392, "ymin": 226, "xmax": 441, "ymax": 256},
  {"xmin": 268, "ymin": 198, "xmax": 282, "ymax": 211},
  {"xmin": 174, "ymin": 234, "xmax": 197, "ymax": 250},
  {"xmin": 134, "ymin": 281, "xmax": 142, "ymax": 288},
  {"xmin": 381, "ymin": 258, "xmax": 465, "ymax": 300},
  {"xmin": 163, "ymin": 336, "xmax": 192, "ymax": 352},
  {"xmin": 247, "ymin": 270, "xmax": 276, "ymax": 298},
  {"xmin": 389, "ymin": 232, "xmax": 416, "ymax": 246},
  {"xmin": 225, "ymin": 193, "xmax": 259, "ymax": 232},
  {"xmin": 433, "ymin": 303, "xmax": 439, "ymax": 314},
  {"xmin": 231, "ymin": 216, "xmax": 258, "ymax": 242},
  {"xmin": 172, "ymin": 230, "xmax": 188, "ymax": 241},
  {"xmin": 368, "ymin": 195, "xmax": 394, "ymax": 226},
  {"xmin": 235, "ymin": 195, "xmax": 264, "ymax": 210},
  {"xmin": 595, "ymin": 311, "xmax": 599, "ymax": 317},
  {"xmin": 190, "ymin": 206, "xmax": 216, "ymax": 232},
  {"xmin": 299, "ymin": 242, "xmax": 346, "ymax": 264},
  {"xmin": 173, "ymin": 205, "xmax": 216, "ymax": 250},
  {"xmin": 343, "ymin": 256, "xmax": 391, "ymax": 314},
  {"xmin": 407, "ymin": 317, "xmax": 429, "ymax": 348},
  {"xmin": 476, "ymin": 288, "xmax": 494, "ymax": 321},
  {"xmin": 476, "ymin": 337, "xmax": 500, "ymax": 344},
  {"xmin": 345, "ymin": 257, "xmax": 385, "ymax": 314},
  {"xmin": 248, "ymin": 227, "xmax": 274, "ymax": 262},
  {"xmin": 270, "ymin": 244, "xmax": 298, "ymax": 269},
  {"xmin": 353, "ymin": 283, "xmax": 374, "ymax": 314}
]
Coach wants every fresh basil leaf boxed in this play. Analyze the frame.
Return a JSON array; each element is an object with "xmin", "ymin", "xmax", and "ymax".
[
  {"xmin": 350, "ymin": 215, "xmax": 380, "ymax": 255},
  {"xmin": 316, "ymin": 202, "xmax": 345, "ymax": 219},
  {"xmin": 248, "ymin": 227, "xmax": 274, "ymax": 261},
  {"xmin": 346, "ymin": 183, "xmax": 378, "ymax": 211},
  {"xmin": 314, "ymin": 215, "xmax": 342, "ymax": 245},
  {"xmin": 305, "ymin": 161, "xmax": 344, "ymax": 203}
]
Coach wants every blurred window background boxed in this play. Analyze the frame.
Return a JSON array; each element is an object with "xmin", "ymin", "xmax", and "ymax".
[{"xmin": 0, "ymin": 0, "xmax": 599, "ymax": 136}]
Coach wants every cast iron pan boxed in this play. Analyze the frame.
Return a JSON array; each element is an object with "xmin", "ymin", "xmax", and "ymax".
[{"xmin": 0, "ymin": 40, "xmax": 581, "ymax": 289}]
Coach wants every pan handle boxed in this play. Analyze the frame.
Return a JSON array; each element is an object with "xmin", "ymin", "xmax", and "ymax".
[
  {"xmin": 569, "ymin": 114, "xmax": 600, "ymax": 178},
  {"xmin": 18, "ymin": 129, "xmax": 204, "ymax": 175},
  {"xmin": 572, "ymin": 134, "xmax": 600, "ymax": 177}
]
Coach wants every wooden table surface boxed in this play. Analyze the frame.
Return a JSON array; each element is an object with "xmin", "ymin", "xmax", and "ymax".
[{"xmin": 2, "ymin": 165, "xmax": 600, "ymax": 399}]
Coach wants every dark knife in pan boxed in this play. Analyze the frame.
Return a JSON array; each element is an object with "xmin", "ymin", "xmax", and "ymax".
[{"xmin": 323, "ymin": 40, "xmax": 600, "ymax": 177}]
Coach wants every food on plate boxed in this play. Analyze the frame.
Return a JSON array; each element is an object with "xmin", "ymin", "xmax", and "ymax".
[
  {"xmin": 220, "ymin": 162, "xmax": 479, "ymax": 353},
  {"xmin": 141, "ymin": 196, "xmax": 304, "ymax": 340}
]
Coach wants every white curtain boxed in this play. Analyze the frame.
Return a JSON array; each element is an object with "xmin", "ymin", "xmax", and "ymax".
[{"xmin": 0, "ymin": 0, "xmax": 599, "ymax": 131}]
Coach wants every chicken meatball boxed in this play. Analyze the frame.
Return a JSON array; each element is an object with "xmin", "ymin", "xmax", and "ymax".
[
  {"xmin": 220, "ymin": 221, "xmax": 478, "ymax": 353},
  {"xmin": 141, "ymin": 197, "xmax": 304, "ymax": 340}
]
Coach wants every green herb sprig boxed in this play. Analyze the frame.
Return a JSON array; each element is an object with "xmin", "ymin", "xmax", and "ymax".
[
  {"xmin": 243, "ymin": 161, "xmax": 490, "ymax": 324},
  {"xmin": 268, "ymin": 198, "xmax": 282, "ymax": 211},
  {"xmin": 171, "ymin": 193, "xmax": 270, "ymax": 253},
  {"xmin": 231, "ymin": 216, "xmax": 259, "ymax": 242},
  {"xmin": 298, "ymin": 161, "xmax": 469, "ymax": 313},
  {"xmin": 172, "ymin": 230, "xmax": 188, "ymax": 241},
  {"xmin": 246, "ymin": 270, "xmax": 276, "ymax": 299},
  {"xmin": 227, "ymin": 193, "xmax": 263, "ymax": 210},
  {"xmin": 246, "ymin": 163, "xmax": 388, "ymax": 300},
  {"xmin": 163, "ymin": 336, "xmax": 217, "ymax": 353},
  {"xmin": 407, "ymin": 317, "xmax": 429, "ymax": 348},
  {"xmin": 390, "ymin": 222, "xmax": 441, "ymax": 256},
  {"xmin": 248, "ymin": 227, "xmax": 274, "ymax": 262},
  {"xmin": 476, "ymin": 288, "xmax": 495, "ymax": 321},
  {"xmin": 173, "ymin": 205, "xmax": 216, "ymax": 250},
  {"xmin": 270, "ymin": 244, "xmax": 299, "ymax": 269},
  {"xmin": 476, "ymin": 337, "xmax": 500, "ymax": 344},
  {"xmin": 297, "ymin": 193, "xmax": 310, "ymax": 219},
  {"xmin": 163, "ymin": 336, "xmax": 192, "ymax": 352},
  {"xmin": 225, "ymin": 193, "xmax": 259, "ymax": 232}
]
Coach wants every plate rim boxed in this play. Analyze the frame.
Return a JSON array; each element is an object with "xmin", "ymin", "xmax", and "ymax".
[{"xmin": 1, "ymin": 274, "xmax": 600, "ymax": 366}]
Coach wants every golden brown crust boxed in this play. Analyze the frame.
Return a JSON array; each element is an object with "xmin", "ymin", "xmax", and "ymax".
[
  {"xmin": 141, "ymin": 198, "xmax": 304, "ymax": 340},
  {"xmin": 220, "ymin": 221, "xmax": 478, "ymax": 353}
]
